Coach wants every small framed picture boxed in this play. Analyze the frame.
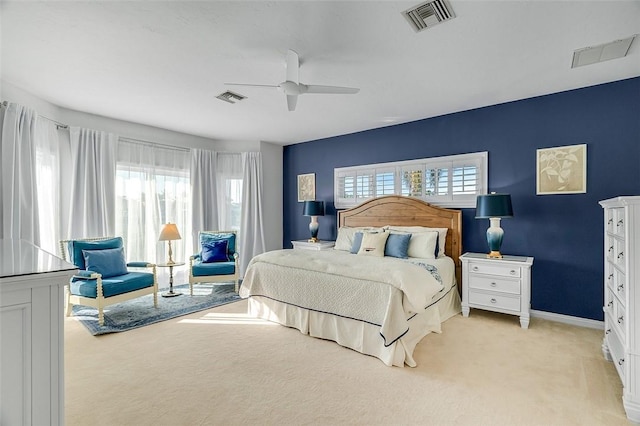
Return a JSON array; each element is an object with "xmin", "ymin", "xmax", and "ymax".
[
  {"xmin": 536, "ymin": 144, "xmax": 587, "ymax": 195},
  {"xmin": 297, "ymin": 173, "xmax": 315, "ymax": 202}
]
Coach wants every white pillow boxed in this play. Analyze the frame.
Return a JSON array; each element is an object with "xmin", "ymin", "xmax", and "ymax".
[
  {"xmin": 334, "ymin": 226, "xmax": 385, "ymax": 251},
  {"xmin": 357, "ymin": 232, "xmax": 389, "ymax": 257},
  {"xmin": 387, "ymin": 226, "xmax": 448, "ymax": 257},
  {"xmin": 406, "ymin": 231, "xmax": 439, "ymax": 259}
]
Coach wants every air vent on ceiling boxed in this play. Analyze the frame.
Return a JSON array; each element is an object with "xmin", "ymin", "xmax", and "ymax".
[
  {"xmin": 571, "ymin": 35, "xmax": 636, "ymax": 68},
  {"xmin": 216, "ymin": 91, "xmax": 246, "ymax": 104},
  {"xmin": 403, "ymin": 0, "xmax": 455, "ymax": 32}
]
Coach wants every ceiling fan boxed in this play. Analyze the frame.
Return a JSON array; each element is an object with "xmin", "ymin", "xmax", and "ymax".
[{"xmin": 225, "ymin": 49, "xmax": 359, "ymax": 111}]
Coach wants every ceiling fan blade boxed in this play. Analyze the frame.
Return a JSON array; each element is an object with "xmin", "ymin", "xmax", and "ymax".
[
  {"xmin": 287, "ymin": 94, "xmax": 298, "ymax": 111},
  {"xmin": 225, "ymin": 83, "xmax": 279, "ymax": 89},
  {"xmin": 286, "ymin": 50, "xmax": 299, "ymax": 84},
  {"xmin": 305, "ymin": 85, "xmax": 360, "ymax": 94}
]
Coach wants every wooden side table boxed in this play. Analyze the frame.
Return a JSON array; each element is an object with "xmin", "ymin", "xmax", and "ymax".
[
  {"xmin": 291, "ymin": 240, "xmax": 335, "ymax": 251},
  {"xmin": 157, "ymin": 261, "xmax": 185, "ymax": 297},
  {"xmin": 460, "ymin": 252, "xmax": 534, "ymax": 329}
]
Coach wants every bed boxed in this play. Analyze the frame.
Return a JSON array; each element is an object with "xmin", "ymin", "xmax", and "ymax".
[{"xmin": 239, "ymin": 195, "xmax": 462, "ymax": 367}]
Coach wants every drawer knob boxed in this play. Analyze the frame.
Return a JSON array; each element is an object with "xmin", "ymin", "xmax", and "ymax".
[
  {"xmin": 618, "ymin": 252, "xmax": 624, "ymax": 259},
  {"xmin": 608, "ymin": 274, "xmax": 614, "ymax": 280},
  {"xmin": 510, "ymin": 270, "xmax": 516, "ymax": 275},
  {"xmin": 606, "ymin": 328, "xmax": 611, "ymax": 334},
  {"xmin": 608, "ymin": 218, "xmax": 613, "ymax": 225},
  {"xmin": 490, "ymin": 298, "xmax": 497, "ymax": 304},
  {"xmin": 619, "ymin": 358, "xmax": 625, "ymax": 366},
  {"xmin": 618, "ymin": 284, "xmax": 624, "ymax": 291},
  {"xmin": 608, "ymin": 246, "xmax": 614, "ymax": 253},
  {"xmin": 618, "ymin": 316, "xmax": 624, "ymax": 324},
  {"xmin": 490, "ymin": 282, "xmax": 497, "ymax": 287},
  {"xmin": 607, "ymin": 301, "xmax": 613, "ymax": 308},
  {"xmin": 472, "ymin": 266, "xmax": 479, "ymax": 271}
]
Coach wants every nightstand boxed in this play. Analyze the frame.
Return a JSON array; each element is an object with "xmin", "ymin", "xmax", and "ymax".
[
  {"xmin": 291, "ymin": 240, "xmax": 335, "ymax": 251},
  {"xmin": 460, "ymin": 252, "xmax": 534, "ymax": 329}
]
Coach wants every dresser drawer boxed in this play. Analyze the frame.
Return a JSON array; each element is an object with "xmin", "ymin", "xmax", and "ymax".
[
  {"xmin": 467, "ymin": 262, "xmax": 521, "ymax": 278},
  {"xmin": 468, "ymin": 275, "xmax": 521, "ymax": 295},
  {"xmin": 606, "ymin": 328, "xmax": 625, "ymax": 377},
  {"xmin": 468, "ymin": 290, "xmax": 520, "ymax": 312}
]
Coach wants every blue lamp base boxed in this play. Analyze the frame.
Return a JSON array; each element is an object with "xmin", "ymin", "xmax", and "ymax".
[
  {"xmin": 308, "ymin": 216, "xmax": 319, "ymax": 243},
  {"xmin": 486, "ymin": 217, "xmax": 504, "ymax": 258}
]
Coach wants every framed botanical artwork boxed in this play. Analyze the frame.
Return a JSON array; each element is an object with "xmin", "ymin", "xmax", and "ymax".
[
  {"xmin": 297, "ymin": 173, "xmax": 315, "ymax": 202},
  {"xmin": 536, "ymin": 144, "xmax": 587, "ymax": 195}
]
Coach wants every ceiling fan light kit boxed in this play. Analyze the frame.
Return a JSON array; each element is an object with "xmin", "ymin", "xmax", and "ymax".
[{"xmin": 225, "ymin": 49, "xmax": 360, "ymax": 111}]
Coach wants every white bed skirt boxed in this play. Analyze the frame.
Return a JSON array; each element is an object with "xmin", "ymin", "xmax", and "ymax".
[{"xmin": 247, "ymin": 285, "xmax": 461, "ymax": 367}]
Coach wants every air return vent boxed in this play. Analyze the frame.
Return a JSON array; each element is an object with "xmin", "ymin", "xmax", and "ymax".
[
  {"xmin": 216, "ymin": 91, "xmax": 246, "ymax": 104},
  {"xmin": 403, "ymin": 0, "xmax": 455, "ymax": 32},
  {"xmin": 571, "ymin": 35, "xmax": 636, "ymax": 68}
]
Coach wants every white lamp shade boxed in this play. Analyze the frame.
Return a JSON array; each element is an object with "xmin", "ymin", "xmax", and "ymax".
[{"xmin": 159, "ymin": 223, "xmax": 181, "ymax": 241}]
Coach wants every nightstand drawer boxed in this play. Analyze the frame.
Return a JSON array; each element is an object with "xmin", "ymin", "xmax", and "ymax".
[
  {"xmin": 468, "ymin": 290, "xmax": 520, "ymax": 312},
  {"xmin": 468, "ymin": 275, "xmax": 521, "ymax": 295},
  {"xmin": 606, "ymin": 328, "xmax": 625, "ymax": 377},
  {"xmin": 468, "ymin": 262, "xmax": 521, "ymax": 278}
]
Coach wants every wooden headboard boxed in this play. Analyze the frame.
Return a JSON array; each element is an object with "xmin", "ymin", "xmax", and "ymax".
[{"xmin": 338, "ymin": 195, "xmax": 463, "ymax": 289}]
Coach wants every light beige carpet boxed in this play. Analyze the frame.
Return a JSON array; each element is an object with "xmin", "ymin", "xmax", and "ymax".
[{"xmin": 65, "ymin": 299, "xmax": 628, "ymax": 425}]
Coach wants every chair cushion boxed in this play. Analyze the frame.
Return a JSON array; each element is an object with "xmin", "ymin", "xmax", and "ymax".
[
  {"xmin": 70, "ymin": 272, "xmax": 155, "ymax": 298},
  {"xmin": 82, "ymin": 247, "xmax": 128, "ymax": 278},
  {"xmin": 201, "ymin": 240, "xmax": 229, "ymax": 263},
  {"xmin": 200, "ymin": 232, "xmax": 235, "ymax": 261},
  {"xmin": 68, "ymin": 237, "xmax": 123, "ymax": 270},
  {"xmin": 192, "ymin": 261, "xmax": 236, "ymax": 277}
]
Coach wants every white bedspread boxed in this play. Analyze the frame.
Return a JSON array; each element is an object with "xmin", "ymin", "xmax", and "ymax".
[{"xmin": 239, "ymin": 249, "xmax": 445, "ymax": 346}]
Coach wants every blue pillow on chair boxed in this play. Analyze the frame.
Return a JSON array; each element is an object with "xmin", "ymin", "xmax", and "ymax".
[
  {"xmin": 200, "ymin": 233, "xmax": 235, "ymax": 261},
  {"xmin": 69, "ymin": 237, "xmax": 123, "ymax": 270},
  {"xmin": 82, "ymin": 247, "xmax": 128, "ymax": 278},
  {"xmin": 201, "ymin": 240, "xmax": 229, "ymax": 263}
]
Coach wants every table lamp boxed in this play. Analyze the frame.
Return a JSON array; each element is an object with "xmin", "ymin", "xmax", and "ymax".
[
  {"xmin": 303, "ymin": 201, "xmax": 324, "ymax": 243},
  {"xmin": 159, "ymin": 223, "xmax": 181, "ymax": 264},
  {"xmin": 475, "ymin": 193, "xmax": 513, "ymax": 258}
]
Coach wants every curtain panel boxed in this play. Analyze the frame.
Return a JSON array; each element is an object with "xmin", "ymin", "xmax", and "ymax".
[
  {"xmin": 67, "ymin": 127, "xmax": 117, "ymax": 238},
  {"xmin": 0, "ymin": 102, "xmax": 40, "ymax": 244},
  {"xmin": 240, "ymin": 152, "xmax": 266, "ymax": 276},
  {"xmin": 116, "ymin": 140, "xmax": 191, "ymax": 265},
  {"xmin": 190, "ymin": 149, "xmax": 219, "ymax": 250}
]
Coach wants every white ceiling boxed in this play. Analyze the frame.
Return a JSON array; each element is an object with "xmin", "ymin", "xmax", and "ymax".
[{"xmin": 2, "ymin": 1, "xmax": 639, "ymax": 146}]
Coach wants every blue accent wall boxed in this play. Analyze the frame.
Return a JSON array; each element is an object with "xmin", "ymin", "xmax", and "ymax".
[{"xmin": 283, "ymin": 77, "xmax": 640, "ymax": 320}]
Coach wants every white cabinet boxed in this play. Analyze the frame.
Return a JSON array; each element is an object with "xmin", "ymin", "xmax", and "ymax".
[
  {"xmin": 291, "ymin": 240, "xmax": 335, "ymax": 251},
  {"xmin": 600, "ymin": 196, "xmax": 640, "ymax": 423},
  {"xmin": 0, "ymin": 240, "xmax": 77, "ymax": 426},
  {"xmin": 460, "ymin": 252, "xmax": 534, "ymax": 329}
]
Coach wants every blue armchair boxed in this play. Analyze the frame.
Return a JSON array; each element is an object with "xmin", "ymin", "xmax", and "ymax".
[
  {"xmin": 189, "ymin": 230, "xmax": 240, "ymax": 294},
  {"xmin": 59, "ymin": 237, "xmax": 158, "ymax": 325}
]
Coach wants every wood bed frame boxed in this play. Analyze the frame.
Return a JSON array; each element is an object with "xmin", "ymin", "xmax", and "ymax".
[{"xmin": 338, "ymin": 195, "xmax": 463, "ymax": 291}]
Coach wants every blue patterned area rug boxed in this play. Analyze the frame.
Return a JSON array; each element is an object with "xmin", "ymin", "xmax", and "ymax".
[{"xmin": 71, "ymin": 282, "xmax": 240, "ymax": 336}]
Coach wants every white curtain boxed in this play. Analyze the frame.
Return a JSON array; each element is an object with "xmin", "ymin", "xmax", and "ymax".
[
  {"xmin": 0, "ymin": 102, "xmax": 40, "ymax": 244},
  {"xmin": 190, "ymin": 149, "xmax": 219, "ymax": 250},
  {"xmin": 216, "ymin": 153, "xmax": 243, "ymax": 231},
  {"xmin": 239, "ymin": 152, "xmax": 266, "ymax": 276},
  {"xmin": 116, "ymin": 140, "xmax": 191, "ymax": 265},
  {"xmin": 67, "ymin": 127, "xmax": 118, "ymax": 238},
  {"xmin": 34, "ymin": 119, "xmax": 62, "ymax": 253}
]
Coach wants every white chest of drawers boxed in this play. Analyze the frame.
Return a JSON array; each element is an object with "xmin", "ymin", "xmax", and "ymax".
[
  {"xmin": 600, "ymin": 196, "xmax": 640, "ymax": 423},
  {"xmin": 460, "ymin": 252, "xmax": 534, "ymax": 329}
]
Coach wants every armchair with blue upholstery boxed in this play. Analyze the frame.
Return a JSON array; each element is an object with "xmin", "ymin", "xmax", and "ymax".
[
  {"xmin": 59, "ymin": 236, "xmax": 158, "ymax": 325},
  {"xmin": 189, "ymin": 230, "xmax": 240, "ymax": 294}
]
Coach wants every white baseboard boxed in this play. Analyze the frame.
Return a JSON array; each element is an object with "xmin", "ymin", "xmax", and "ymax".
[{"xmin": 530, "ymin": 309, "xmax": 604, "ymax": 330}]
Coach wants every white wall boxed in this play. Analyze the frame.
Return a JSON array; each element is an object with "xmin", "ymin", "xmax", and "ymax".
[{"xmin": 2, "ymin": 80, "xmax": 284, "ymax": 251}]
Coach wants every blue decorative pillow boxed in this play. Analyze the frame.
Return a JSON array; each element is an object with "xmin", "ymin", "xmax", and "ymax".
[
  {"xmin": 385, "ymin": 233, "xmax": 412, "ymax": 259},
  {"xmin": 69, "ymin": 237, "xmax": 123, "ymax": 270},
  {"xmin": 201, "ymin": 240, "xmax": 229, "ymax": 263},
  {"xmin": 200, "ymin": 233, "xmax": 235, "ymax": 261},
  {"xmin": 82, "ymin": 247, "xmax": 128, "ymax": 278},
  {"xmin": 350, "ymin": 232, "xmax": 364, "ymax": 254}
]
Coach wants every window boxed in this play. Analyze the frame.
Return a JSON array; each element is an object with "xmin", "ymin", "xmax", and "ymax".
[{"xmin": 334, "ymin": 152, "xmax": 487, "ymax": 208}]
